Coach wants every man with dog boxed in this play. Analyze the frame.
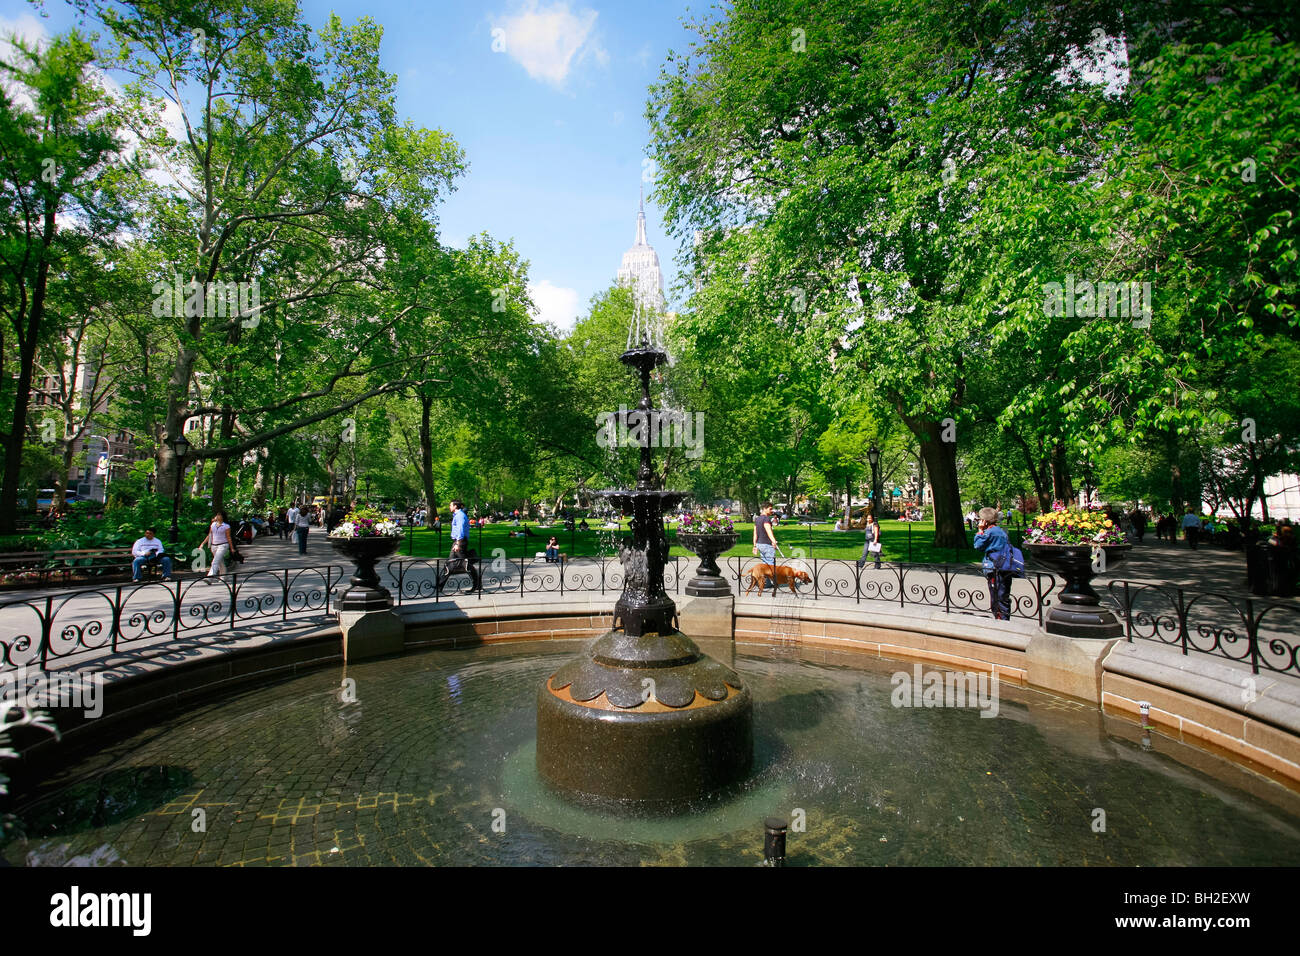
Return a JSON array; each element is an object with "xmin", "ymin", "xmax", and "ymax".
[
  {"xmin": 753, "ymin": 502, "xmax": 779, "ymax": 565},
  {"xmin": 973, "ymin": 506, "xmax": 1013, "ymax": 620}
]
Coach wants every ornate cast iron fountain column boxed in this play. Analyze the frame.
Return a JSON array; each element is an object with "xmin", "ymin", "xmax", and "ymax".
[{"xmin": 535, "ymin": 317, "xmax": 753, "ymax": 806}]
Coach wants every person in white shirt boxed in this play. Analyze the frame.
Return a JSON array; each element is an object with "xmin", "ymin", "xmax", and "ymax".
[
  {"xmin": 286, "ymin": 503, "xmax": 300, "ymax": 540},
  {"xmin": 201, "ymin": 511, "xmax": 232, "ymax": 579},
  {"xmin": 1180, "ymin": 510, "xmax": 1202, "ymax": 550},
  {"xmin": 294, "ymin": 504, "xmax": 312, "ymax": 554},
  {"xmin": 131, "ymin": 528, "xmax": 172, "ymax": 581}
]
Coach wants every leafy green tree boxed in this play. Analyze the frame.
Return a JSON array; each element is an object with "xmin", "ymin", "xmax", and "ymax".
[
  {"xmin": 0, "ymin": 29, "xmax": 133, "ymax": 532},
  {"xmin": 647, "ymin": 0, "xmax": 1124, "ymax": 547},
  {"xmin": 81, "ymin": 1, "xmax": 466, "ymax": 508}
]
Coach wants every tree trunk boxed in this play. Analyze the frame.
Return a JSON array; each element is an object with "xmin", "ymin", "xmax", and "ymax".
[
  {"xmin": 251, "ymin": 453, "xmax": 269, "ymax": 510},
  {"xmin": 210, "ymin": 410, "xmax": 235, "ymax": 514},
  {"xmin": 1051, "ymin": 442, "xmax": 1073, "ymax": 503},
  {"xmin": 0, "ymin": 203, "xmax": 55, "ymax": 534},
  {"xmin": 921, "ymin": 437, "xmax": 965, "ymax": 548},
  {"xmin": 419, "ymin": 393, "xmax": 439, "ymax": 526}
]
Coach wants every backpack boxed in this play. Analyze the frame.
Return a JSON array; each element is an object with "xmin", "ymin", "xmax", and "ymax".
[{"xmin": 994, "ymin": 542, "xmax": 1026, "ymax": 577}]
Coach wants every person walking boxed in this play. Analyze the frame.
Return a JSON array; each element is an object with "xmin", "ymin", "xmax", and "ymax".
[
  {"xmin": 753, "ymin": 502, "xmax": 779, "ymax": 565},
  {"xmin": 201, "ymin": 511, "xmax": 232, "ymax": 580},
  {"xmin": 1129, "ymin": 508, "xmax": 1147, "ymax": 543},
  {"xmin": 437, "ymin": 499, "xmax": 480, "ymax": 592},
  {"xmin": 1181, "ymin": 509, "xmax": 1201, "ymax": 549},
  {"xmin": 856, "ymin": 512, "xmax": 883, "ymax": 569},
  {"xmin": 973, "ymin": 507, "xmax": 1013, "ymax": 620},
  {"xmin": 286, "ymin": 502, "xmax": 299, "ymax": 542},
  {"xmin": 294, "ymin": 503, "xmax": 312, "ymax": 554}
]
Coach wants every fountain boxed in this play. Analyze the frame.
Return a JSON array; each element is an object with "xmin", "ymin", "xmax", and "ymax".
[{"xmin": 535, "ymin": 311, "xmax": 753, "ymax": 806}]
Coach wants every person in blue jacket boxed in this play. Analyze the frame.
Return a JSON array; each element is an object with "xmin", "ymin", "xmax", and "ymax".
[{"xmin": 973, "ymin": 506, "xmax": 1013, "ymax": 620}]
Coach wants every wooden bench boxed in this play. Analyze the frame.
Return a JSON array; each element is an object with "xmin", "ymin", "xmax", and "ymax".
[
  {"xmin": 0, "ymin": 548, "xmax": 180, "ymax": 589},
  {"xmin": 535, "ymin": 551, "xmax": 566, "ymax": 564}
]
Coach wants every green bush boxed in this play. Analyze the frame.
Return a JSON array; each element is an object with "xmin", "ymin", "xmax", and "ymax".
[{"xmin": 41, "ymin": 496, "xmax": 211, "ymax": 558}]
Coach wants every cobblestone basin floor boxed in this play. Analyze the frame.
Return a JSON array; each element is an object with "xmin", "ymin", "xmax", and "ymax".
[{"xmin": 5, "ymin": 641, "xmax": 1300, "ymax": 866}]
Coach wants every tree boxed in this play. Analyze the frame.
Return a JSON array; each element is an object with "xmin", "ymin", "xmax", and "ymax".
[
  {"xmin": 83, "ymin": 1, "xmax": 467, "ymax": 509},
  {"xmin": 0, "ymin": 29, "xmax": 132, "ymax": 532},
  {"xmin": 647, "ymin": 0, "xmax": 1125, "ymax": 547}
]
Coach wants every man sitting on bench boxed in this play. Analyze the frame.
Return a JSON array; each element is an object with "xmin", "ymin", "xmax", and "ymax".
[{"xmin": 131, "ymin": 527, "xmax": 173, "ymax": 582}]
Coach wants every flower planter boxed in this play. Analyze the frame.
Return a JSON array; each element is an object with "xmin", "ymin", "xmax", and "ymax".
[
  {"xmin": 330, "ymin": 535, "xmax": 401, "ymax": 611},
  {"xmin": 1024, "ymin": 542, "xmax": 1130, "ymax": 639},
  {"xmin": 676, "ymin": 531, "xmax": 738, "ymax": 597}
]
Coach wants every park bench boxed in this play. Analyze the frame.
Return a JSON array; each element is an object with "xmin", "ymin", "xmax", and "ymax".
[
  {"xmin": 535, "ymin": 551, "xmax": 567, "ymax": 564},
  {"xmin": 0, "ymin": 548, "xmax": 180, "ymax": 589}
]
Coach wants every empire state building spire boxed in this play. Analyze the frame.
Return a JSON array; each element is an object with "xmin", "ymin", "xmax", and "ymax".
[
  {"xmin": 635, "ymin": 185, "xmax": 647, "ymax": 246},
  {"xmin": 617, "ymin": 187, "xmax": 665, "ymax": 314}
]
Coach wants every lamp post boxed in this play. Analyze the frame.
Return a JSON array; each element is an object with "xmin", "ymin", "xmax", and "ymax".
[
  {"xmin": 168, "ymin": 433, "xmax": 191, "ymax": 548},
  {"xmin": 867, "ymin": 444, "xmax": 881, "ymax": 518},
  {"xmin": 364, "ymin": 475, "xmax": 371, "ymax": 503}
]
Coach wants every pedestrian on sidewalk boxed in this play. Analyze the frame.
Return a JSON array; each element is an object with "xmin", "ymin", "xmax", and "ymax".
[
  {"xmin": 1181, "ymin": 509, "xmax": 1201, "ymax": 549},
  {"xmin": 294, "ymin": 503, "xmax": 312, "ymax": 554},
  {"xmin": 974, "ymin": 507, "xmax": 1013, "ymax": 620},
  {"xmin": 1129, "ymin": 508, "xmax": 1148, "ymax": 543},
  {"xmin": 201, "ymin": 512, "xmax": 232, "ymax": 580},
  {"xmin": 856, "ymin": 512, "xmax": 882, "ymax": 569},
  {"xmin": 753, "ymin": 502, "xmax": 779, "ymax": 565}
]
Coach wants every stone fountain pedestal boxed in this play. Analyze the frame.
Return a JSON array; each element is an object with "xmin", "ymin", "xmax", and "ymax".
[
  {"xmin": 536, "ymin": 338, "xmax": 753, "ymax": 806},
  {"xmin": 537, "ymin": 628, "xmax": 752, "ymax": 804}
]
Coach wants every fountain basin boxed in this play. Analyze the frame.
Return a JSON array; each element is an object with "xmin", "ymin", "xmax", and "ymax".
[{"xmin": 6, "ymin": 638, "xmax": 1299, "ymax": 866}]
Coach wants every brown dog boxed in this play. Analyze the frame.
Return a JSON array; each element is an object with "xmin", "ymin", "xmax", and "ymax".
[{"xmin": 745, "ymin": 563, "xmax": 812, "ymax": 595}]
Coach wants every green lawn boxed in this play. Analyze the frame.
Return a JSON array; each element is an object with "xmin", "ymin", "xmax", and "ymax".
[{"xmin": 394, "ymin": 518, "xmax": 1030, "ymax": 567}]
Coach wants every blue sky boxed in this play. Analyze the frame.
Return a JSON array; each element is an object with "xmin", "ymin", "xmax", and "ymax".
[{"xmin": 4, "ymin": 0, "xmax": 704, "ymax": 331}]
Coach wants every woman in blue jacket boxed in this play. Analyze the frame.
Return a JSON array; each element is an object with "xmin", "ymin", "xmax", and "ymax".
[{"xmin": 973, "ymin": 507, "xmax": 1012, "ymax": 620}]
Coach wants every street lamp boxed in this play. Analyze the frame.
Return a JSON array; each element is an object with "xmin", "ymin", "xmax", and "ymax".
[
  {"xmin": 168, "ymin": 432, "xmax": 191, "ymax": 548},
  {"xmin": 364, "ymin": 475, "xmax": 371, "ymax": 502},
  {"xmin": 867, "ymin": 444, "xmax": 881, "ymax": 518}
]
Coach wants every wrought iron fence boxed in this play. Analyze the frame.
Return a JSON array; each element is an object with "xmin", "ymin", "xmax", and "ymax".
[
  {"xmin": 1108, "ymin": 580, "xmax": 1300, "ymax": 676},
  {"xmin": 0, "ymin": 566, "xmax": 345, "ymax": 672},
  {"xmin": 386, "ymin": 555, "xmax": 686, "ymax": 603},
  {"xmin": 2, "ymin": 556, "xmax": 1295, "ymax": 679},
  {"xmin": 723, "ymin": 556, "xmax": 1057, "ymax": 625}
]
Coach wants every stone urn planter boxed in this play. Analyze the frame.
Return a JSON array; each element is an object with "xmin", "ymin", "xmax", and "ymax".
[
  {"xmin": 1025, "ymin": 542, "xmax": 1131, "ymax": 639},
  {"xmin": 676, "ymin": 531, "xmax": 738, "ymax": 597},
  {"xmin": 330, "ymin": 535, "xmax": 401, "ymax": 611}
]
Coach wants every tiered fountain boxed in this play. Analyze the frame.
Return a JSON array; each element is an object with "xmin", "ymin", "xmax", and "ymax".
[{"xmin": 535, "ymin": 312, "xmax": 753, "ymax": 806}]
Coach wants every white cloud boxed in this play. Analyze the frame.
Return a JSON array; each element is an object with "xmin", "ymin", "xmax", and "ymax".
[
  {"xmin": 529, "ymin": 279, "xmax": 581, "ymax": 332},
  {"xmin": 0, "ymin": 13, "xmax": 51, "ymax": 110},
  {"xmin": 490, "ymin": 1, "xmax": 605, "ymax": 89}
]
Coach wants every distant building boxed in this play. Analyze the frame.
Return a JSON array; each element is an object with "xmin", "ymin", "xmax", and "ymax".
[
  {"xmin": 616, "ymin": 189, "xmax": 666, "ymax": 317},
  {"xmin": 31, "ymin": 357, "xmax": 147, "ymax": 503}
]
